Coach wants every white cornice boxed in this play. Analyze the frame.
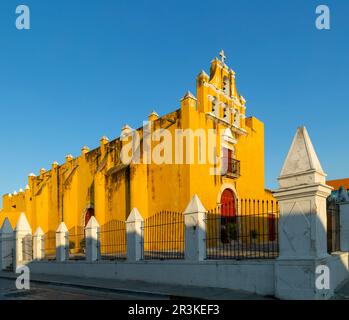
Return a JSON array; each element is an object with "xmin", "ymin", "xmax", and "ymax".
[{"xmin": 206, "ymin": 112, "xmax": 248, "ymax": 136}]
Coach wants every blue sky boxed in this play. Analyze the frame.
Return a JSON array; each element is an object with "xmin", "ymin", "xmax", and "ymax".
[{"xmin": 0, "ymin": 0, "xmax": 348, "ymax": 201}]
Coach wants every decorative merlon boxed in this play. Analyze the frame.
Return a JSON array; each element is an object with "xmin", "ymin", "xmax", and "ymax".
[
  {"xmin": 121, "ymin": 124, "xmax": 133, "ymax": 137},
  {"xmin": 0, "ymin": 218, "xmax": 13, "ymax": 234},
  {"xmin": 197, "ymin": 70, "xmax": 209, "ymax": 80},
  {"xmin": 56, "ymin": 222, "xmax": 68, "ymax": 233},
  {"xmin": 148, "ymin": 110, "xmax": 159, "ymax": 122},
  {"xmin": 86, "ymin": 216, "xmax": 100, "ymax": 229},
  {"xmin": 34, "ymin": 227, "xmax": 44, "ymax": 237},
  {"xmin": 81, "ymin": 146, "xmax": 90, "ymax": 154},
  {"xmin": 126, "ymin": 208, "xmax": 143, "ymax": 223},
  {"xmin": 184, "ymin": 195, "xmax": 206, "ymax": 215},
  {"xmin": 28, "ymin": 173, "xmax": 36, "ymax": 177},
  {"xmin": 278, "ymin": 126, "xmax": 327, "ymax": 188},
  {"xmin": 181, "ymin": 91, "xmax": 197, "ymax": 102},
  {"xmin": 65, "ymin": 154, "xmax": 73, "ymax": 162},
  {"xmin": 100, "ymin": 136, "xmax": 109, "ymax": 144},
  {"xmin": 15, "ymin": 213, "xmax": 32, "ymax": 233}
]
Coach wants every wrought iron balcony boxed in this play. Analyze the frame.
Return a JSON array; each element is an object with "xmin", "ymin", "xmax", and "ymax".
[{"xmin": 222, "ymin": 158, "xmax": 241, "ymax": 179}]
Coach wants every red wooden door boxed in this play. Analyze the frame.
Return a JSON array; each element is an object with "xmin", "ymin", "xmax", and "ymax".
[{"xmin": 221, "ymin": 189, "xmax": 236, "ymax": 217}]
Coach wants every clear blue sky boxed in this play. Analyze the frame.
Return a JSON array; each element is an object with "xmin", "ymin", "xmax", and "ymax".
[{"xmin": 0, "ymin": 0, "xmax": 348, "ymax": 201}]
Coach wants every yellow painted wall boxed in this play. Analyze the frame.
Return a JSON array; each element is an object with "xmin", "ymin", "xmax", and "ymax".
[{"xmin": 0, "ymin": 55, "xmax": 276, "ymax": 237}]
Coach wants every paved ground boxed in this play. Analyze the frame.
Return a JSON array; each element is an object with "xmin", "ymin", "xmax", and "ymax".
[
  {"xmin": 0, "ymin": 271, "xmax": 272, "ymax": 300},
  {"xmin": 0, "ymin": 277, "xmax": 167, "ymax": 300},
  {"xmin": 334, "ymin": 278, "xmax": 349, "ymax": 300}
]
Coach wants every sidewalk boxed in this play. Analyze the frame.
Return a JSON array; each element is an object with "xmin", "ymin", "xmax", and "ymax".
[
  {"xmin": 0, "ymin": 271, "xmax": 274, "ymax": 300},
  {"xmin": 334, "ymin": 278, "xmax": 349, "ymax": 300}
]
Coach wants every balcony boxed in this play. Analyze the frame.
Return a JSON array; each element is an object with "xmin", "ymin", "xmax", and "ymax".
[{"xmin": 222, "ymin": 158, "xmax": 241, "ymax": 179}]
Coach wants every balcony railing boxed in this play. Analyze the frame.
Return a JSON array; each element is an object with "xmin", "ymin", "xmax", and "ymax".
[{"xmin": 222, "ymin": 158, "xmax": 240, "ymax": 178}]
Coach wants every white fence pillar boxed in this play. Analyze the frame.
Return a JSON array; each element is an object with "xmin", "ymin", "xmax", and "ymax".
[
  {"xmin": 86, "ymin": 216, "xmax": 100, "ymax": 262},
  {"xmin": 126, "ymin": 208, "xmax": 144, "ymax": 262},
  {"xmin": 274, "ymin": 127, "xmax": 333, "ymax": 300},
  {"xmin": 14, "ymin": 213, "xmax": 32, "ymax": 270},
  {"xmin": 56, "ymin": 222, "xmax": 69, "ymax": 262},
  {"xmin": 0, "ymin": 218, "xmax": 14, "ymax": 271},
  {"xmin": 33, "ymin": 227, "xmax": 44, "ymax": 260},
  {"xmin": 184, "ymin": 195, "xmax": 206, "ymax": 261}
]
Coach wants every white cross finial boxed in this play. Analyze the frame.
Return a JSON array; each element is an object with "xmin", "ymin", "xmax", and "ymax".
[{"xmin": 219, "ymin": 50, "xmax": 226, "ymax": 64}]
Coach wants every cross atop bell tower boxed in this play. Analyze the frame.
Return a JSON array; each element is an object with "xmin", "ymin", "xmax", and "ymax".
[{"xmin": 219, "ymin": 50, "xmax": 226, "ymax": 64}]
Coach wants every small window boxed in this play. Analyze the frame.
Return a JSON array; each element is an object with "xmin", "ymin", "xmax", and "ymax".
[
  {"xmin": 223, "ymin": 104, "xmax": 229, "ymax": 121},
  {"xmin": 212, "ymin": 97, "xmax": 217, "ymax": 113},
  {"xmin": 233, "ymin": 109, "xmax": 240, "ymax": 127},
  {"xmin": 223, "ymin": 76, "xmax": 230, "ymax": 96}
]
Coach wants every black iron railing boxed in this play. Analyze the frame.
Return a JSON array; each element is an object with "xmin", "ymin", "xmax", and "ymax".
[
  {"xmin": 327, "ymin": 198, "xmax": 341, "ymax": 253},
  {"xmin": 44, "ymin": 231, "xmax": 56, "ymax": 260},
  {"xmin": 68, "ymin": 226, "xmax": 86, "ymax": 260},
  {"xmin": 22, "ymin": 235, "xmax": 33, "ymax": 261},
  {"xmin": 141, "ymin": 211, "xmax": 185, "ymax": 260},
  {"xmin": 98, "ymin": 220, "xmax": 126, "ymax": 260},
  {"xmin": 1, "ymin": 236, "xmax": 14, "ymax": 271},
  {"xmin": 205, "ymin": 199, "xmax": 279, "ymax": 260},
  {"xmin": 222, "ymin": 158, "xmax": 241, "ymax": 178}
]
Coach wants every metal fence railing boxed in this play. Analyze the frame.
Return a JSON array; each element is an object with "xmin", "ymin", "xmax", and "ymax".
[
  {"xmin": 1, "ymin": 236, "xmax": 14, "ymax": 271},
  {"xmin": 98, "ymin": 220, "xmax": 126, "ymax": 260},
  {"xmin": 44, "ymin": 231, "xmax": 56, "ymax": 260},
  {"xmin": 327, "ymin": 198, "xmax": 341, "ymax": 253},
  {"xmin": 205, "ymin": 199, "xmax": 279, "ymax": 260},
  {"xmin": 141, "ymin": 211, "xmax": 185, "ymax": 260},
  {"xmin": 68, "ymin": 226, "xmax": 86, "ymax": 260},
  {"xmin": 22, "ymin": 235, "xmax": 33, "ymax": 261}
]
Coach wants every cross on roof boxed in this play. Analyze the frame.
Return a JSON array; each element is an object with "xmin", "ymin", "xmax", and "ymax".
[{"xmin": 219, "ymin": 50, "xmax": 226, "ymax": 64}]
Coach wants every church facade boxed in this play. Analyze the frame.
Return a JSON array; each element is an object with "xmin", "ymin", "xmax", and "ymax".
[{"xmin": 0, "ymin": 53, "xmax": 274, "ymax": 241}]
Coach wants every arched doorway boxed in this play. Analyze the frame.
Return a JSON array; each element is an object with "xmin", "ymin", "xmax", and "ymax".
[
  {"xmin": 220, "ymin": 189, "xmax": 237, "ymax": 243},
  {"xmin": 221, "ymin": 189, "xmax": 236, "ymax": 217},
  {"xmin": 84, "ymin": 208, "xmax": 95, "ymax": 227}
]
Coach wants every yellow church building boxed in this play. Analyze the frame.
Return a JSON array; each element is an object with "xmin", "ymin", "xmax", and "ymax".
[{"xmin": 0, "ymin": 52, "xmax": 275, "ymax": 257}]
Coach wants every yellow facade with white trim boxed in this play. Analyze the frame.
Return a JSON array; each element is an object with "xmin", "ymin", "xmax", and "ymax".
[{"xmin": 0, "ymin": 55, "xmax": 274, "ymax": 237}]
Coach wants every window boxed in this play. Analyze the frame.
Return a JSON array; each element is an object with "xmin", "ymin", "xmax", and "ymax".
[
  {"xmin": 222, "ymin": 148, "xmax": 233, "ymax": 174},
  {"xmin": 233, "ymin": 109, "xmax": 240, "ymax": 127},
  {"xmin": 223, "ymin": 76, "xmax": 230, "ymax": 96},
  {"xmin": 212, "ymin": 97, "xmax": 217, "ymax": 114},
  {"xmin": 222, "ymin": 147, "xmax": 240, "ymax": 178},
  {"xmin": 223, "ymin": 104, "xmax": 229, "ymax": 121}
]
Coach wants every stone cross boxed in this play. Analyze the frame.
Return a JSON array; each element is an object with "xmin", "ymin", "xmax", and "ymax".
[{"xmin": 219, "ymin": 50, "xmax": 226, "ymax": 64}]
